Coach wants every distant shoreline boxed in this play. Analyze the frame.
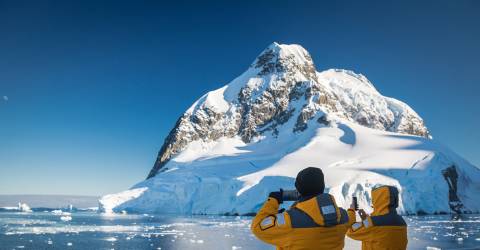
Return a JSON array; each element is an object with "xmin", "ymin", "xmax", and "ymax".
[{"xmin": 0, "ymin": 195, "xmax": 99, "ymax": 208}]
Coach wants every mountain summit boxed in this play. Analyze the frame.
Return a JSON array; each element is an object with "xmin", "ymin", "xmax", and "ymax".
[
  {"xmin": 100, "ymin": 43, "xmax": 478, "ymax": 215},
  {"xmin": 147, "ymin": 43, "xmax": 430, "ymax": 178}
]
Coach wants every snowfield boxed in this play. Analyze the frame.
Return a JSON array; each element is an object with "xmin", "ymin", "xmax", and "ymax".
[
  {"xmin": 99, "ymin": 43, "xmax": 480, "ymax": 215},
  {"xmin": 100, "ymin": 121, "xmax": 480, "ymax": 215}
]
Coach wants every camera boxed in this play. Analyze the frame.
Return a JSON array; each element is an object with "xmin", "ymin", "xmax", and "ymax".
[{"xmin": 281, "ymin": 189, "xmax": 300, "ymax": 201}]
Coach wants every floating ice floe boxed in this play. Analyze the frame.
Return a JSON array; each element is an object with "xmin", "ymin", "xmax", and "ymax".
[
  {"xmin": 52, "ymin": 210, "xmax": 72, "ymax": 216},
  {"xmin": 17, "ymin": 203, "xmax": 32, "ymax": 212},
  {"xmin": 60, "ymin": 216, "xmax": 72, "ymax": 222}
]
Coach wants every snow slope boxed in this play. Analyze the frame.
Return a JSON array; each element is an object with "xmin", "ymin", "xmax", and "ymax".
[
  {"xmin": 100, "ymin": 121, "xmax": 480, "ymax": 215},
  {"xmin": 99, "ymin": 43, "xmax": 480, "ymax": 215}
]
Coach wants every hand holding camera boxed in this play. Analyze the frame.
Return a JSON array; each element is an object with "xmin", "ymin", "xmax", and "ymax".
[{"xmin": 268, "ymin": 190, "xmax": 283, "ymax": 204}]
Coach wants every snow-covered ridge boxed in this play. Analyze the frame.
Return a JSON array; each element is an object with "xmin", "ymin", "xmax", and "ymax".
[
  {"xmin": 146, "ymin": 42, "xmax": 430, "ymax": 178},
  {"xmin": 100, "ymin": 43, "xmax": 479, "ymax": 215}
]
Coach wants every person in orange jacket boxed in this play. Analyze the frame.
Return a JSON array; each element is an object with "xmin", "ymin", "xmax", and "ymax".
[
  {"xmin": 347, "ymin": 185, "xmax": 408, "ymax": 250},
  {"xmin": 251, "ymin": 167, "xmax": 354, "ymax": 250}
]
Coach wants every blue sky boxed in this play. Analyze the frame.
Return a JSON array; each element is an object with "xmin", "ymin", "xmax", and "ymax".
[{"xmin": 1, "ymin": 1, "xmax": 479, "ymax": 196}]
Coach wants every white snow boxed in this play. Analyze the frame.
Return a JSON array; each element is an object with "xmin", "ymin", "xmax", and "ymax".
[
  {"xmin": 99, "ymin": 121, "xmax": 480, "ymax": 215},
  {"xmin": 187, "ymin": 86, "xmax": 230, "ymax": 114},
  {"xmin": 99, "ymin": 187, "xmax": 148, "ymax": 214},
  {"xmin": 270, "ymin": 42, "xmax": 312, "ymax": 67},
  {"xmin": 174, "ymin": 136, "xmax": 248, "ymax": 163}
]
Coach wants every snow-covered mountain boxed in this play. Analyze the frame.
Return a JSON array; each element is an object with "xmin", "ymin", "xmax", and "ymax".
[{"xmin": 99, "ymin": 43, "xmax": 480, "ymax": 215}]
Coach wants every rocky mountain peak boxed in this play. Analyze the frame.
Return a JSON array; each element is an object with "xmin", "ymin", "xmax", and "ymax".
[
  {"xmin": 250, "ymin": 42, "xmax": 317, "ymax": 80},
  {"xmin": 147, "ymin": 43, "xmax": 430, "ymax": 178}
]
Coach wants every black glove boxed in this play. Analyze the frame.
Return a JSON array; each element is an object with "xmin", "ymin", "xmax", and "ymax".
[{"xmin": 269, "ymin": 190, "xmax": 283, "ymax": 204}]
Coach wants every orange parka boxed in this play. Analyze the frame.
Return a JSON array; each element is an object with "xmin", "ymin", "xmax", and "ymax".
[
  {"xmin": 347, "ymin": 185, "xmax": 408, "ymax": 250},
  {"xmin": 251, "ymin": 193, "xmax": 354, "ymax": 250}
]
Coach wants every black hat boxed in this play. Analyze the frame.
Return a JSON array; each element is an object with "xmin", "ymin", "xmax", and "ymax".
[{"xmin": 295, "ymin": 167, "xmax": 325, "ymax": 196}]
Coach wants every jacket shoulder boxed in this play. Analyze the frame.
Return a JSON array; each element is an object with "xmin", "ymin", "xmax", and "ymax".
[{"xmin": 370, "ymin": 213, "xmax": 406, "ymax": 227}]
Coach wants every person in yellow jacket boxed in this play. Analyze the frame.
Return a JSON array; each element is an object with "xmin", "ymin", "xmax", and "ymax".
[
  {"xmin": 251, "ymin": 167, "xmax": 354, "ymax": 250},
  {"xmin": 347, "ymin": 185, "xmax": 408, "ymax": 250}
]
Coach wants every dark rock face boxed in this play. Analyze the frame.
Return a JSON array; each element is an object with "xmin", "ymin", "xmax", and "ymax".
[
  {"xmin": 147, "ymin": 43, "xmax": 431, "ymax": 179},
  {"xmin": 237, "ymin": 47, "xmax": 335, "ymax": 140},
  {"xmin": 442, "ymin": 165, "xmax": 466, "ymax": 214}
]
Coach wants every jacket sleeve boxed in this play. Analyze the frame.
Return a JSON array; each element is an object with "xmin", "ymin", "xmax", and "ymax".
[
  {"xmin": 346, "ymin": 216, "xmax": 375, "ymax": 241},
  {"xmin": 251, "ymin": 198, "xmax": 292, "ymax": 246}
]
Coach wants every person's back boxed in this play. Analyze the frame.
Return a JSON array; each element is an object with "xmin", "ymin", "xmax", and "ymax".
[
  {"xmin": 251, "ymin": 167, "xmax": 354, "ymax": 250},
  {"xmin": 346, "ymin": 185, "xmax": 408, "ymax": 250}
]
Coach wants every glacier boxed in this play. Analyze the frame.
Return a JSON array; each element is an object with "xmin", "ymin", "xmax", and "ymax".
[{"xmin": 99, "ymin": 43, "xmax": 480, "ymax": 215}]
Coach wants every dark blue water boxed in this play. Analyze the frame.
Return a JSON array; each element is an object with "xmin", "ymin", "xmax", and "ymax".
[{"xmin": 0, "ymin": 211, "xmax": 479, "ymax": 249}]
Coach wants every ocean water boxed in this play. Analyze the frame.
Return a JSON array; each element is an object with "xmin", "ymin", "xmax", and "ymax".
[{"xmin": 0, "ymin": 211, "xmax": 479, "ymax": 250}]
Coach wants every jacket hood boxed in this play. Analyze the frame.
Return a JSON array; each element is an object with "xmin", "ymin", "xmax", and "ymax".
[
  {"xmin": 295, "ymin": 193, "xmax": 341, "ymax": 226},
  {"xmin": 371, "ymin": 185, "xmax": 399, "ymax": 216}
]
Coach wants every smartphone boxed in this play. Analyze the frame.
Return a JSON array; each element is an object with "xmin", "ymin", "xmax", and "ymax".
[{"xmin": 352, "ymin": 196, "xmax": 358, "ymax": 210}]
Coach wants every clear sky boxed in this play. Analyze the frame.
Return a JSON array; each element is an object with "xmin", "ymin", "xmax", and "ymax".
[{"xmin": 1, "ymin": 1, "xmax": 479, "ymax": 196}]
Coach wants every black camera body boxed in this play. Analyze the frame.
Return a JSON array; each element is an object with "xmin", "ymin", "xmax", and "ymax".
[{"xmin": 281, "ymin": 189, "xmax": 300, "ymax": 201}]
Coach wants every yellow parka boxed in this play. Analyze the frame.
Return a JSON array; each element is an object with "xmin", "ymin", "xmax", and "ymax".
[
  {"xmin": 251, "ymin": 193, "xmax": 354, "ymax": 250},
  {"xmin": 347, "ymin": 185, "xmax": 408, "ymax": 250}
]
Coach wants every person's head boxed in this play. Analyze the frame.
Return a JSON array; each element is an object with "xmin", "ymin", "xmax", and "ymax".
[
  {"xmin": 295, "ymin": 167, "xmax": 325, "ymax": 197},
  {"xmin": 371, "ymin": 185, "xmax": 399, "ymax": 216}
]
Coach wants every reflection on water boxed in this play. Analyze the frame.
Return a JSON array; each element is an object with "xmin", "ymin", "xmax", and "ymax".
[
  {"xmin": 0, "ymin": 212, "xmax": 479, "ymax": 249},
  {"xmin": 0, "ymin": 212, "xmax": 266, "ymax": 250},
  {"xmin": 406, "ymin": 214, "xmax": 480, "ymax": 249}
]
